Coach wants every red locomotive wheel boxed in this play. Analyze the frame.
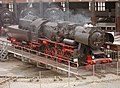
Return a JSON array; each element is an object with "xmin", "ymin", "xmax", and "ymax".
[
  {"xmin": 57, "ymin": 49, "xmax": 63, "ymax": 63},
  {"xmin": 51, "ymin": 48, "xmax": 56, "ymax": 60},
  {"xmin": 44, "ymin": 46, "xmax": 49, "ymax": 59},
  {"xmin": 64, "ymin": 52, "xmax": 70, "ymax": 65},
  {"xmin": 45, "ymin": 47, "xmax": 49, "ymax": 54},
  {"xmin": 65, "ymin": 58, "xmax": 69, "ymax": 65}
]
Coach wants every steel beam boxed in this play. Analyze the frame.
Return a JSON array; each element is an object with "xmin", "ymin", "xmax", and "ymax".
[{"xmin": 116, "ymin": 0, "xmax": 120, "ymax": 32}]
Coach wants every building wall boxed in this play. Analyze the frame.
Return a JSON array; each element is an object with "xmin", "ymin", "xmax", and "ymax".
[
  {"xmin": 106, "ymin": 2, "xmax": 115, "ymax": 12},
  {"xmin": 69, "ymin": 2, "xmax": 89, "ymax": 10}
]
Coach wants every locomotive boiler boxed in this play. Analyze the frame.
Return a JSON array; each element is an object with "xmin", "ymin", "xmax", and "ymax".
[{"xmin": 6, "ymin": 14, "xmax": 114, "ymax": 68}]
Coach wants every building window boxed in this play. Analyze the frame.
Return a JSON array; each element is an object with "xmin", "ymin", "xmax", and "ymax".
[
  {"xmin": 9, "ymin": 3, "xmax": 13, "ymax": 12},
  {"xmin": 89, "ymin": 2, "xmax": 105, "ymax": 11},
  {"xmin": 98, "ymin": 2, "xmax": 105, "ymax": 11},
  {"xmin": 61, "ymin": 2, "xmax": 66, "ymax": 11},
  {"xmin": 89, "ymin": 2, "xmax": 91, "ymax": 11},
  {"xmin": 89, "ymin": 2, "xmax": 97, "ymax": 11}
]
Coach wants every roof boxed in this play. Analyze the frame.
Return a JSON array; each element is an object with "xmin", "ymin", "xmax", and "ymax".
[{"xmin": 0, "ymin": 0, "xmax": 119, "ymax": 3}]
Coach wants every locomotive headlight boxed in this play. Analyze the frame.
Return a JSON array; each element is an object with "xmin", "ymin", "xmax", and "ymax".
[
  {"xmin": 1, "ymin": 27, "xmax": 4, "ymax": 29},
  {"xmin": 92, "ymin": 56, "xmax": 95, "ymax": 59},
  {"xmin": 73, "ymin": 58, "xmax": 78, "ymax": 63},
  {"xmin": 107, "ymin": 54, "xmax": 110, "ymax": 58}
]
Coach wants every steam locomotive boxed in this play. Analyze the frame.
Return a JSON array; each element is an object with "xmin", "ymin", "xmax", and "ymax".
[
  {"xmin": 6, "ymin": 11, "xmax": 114, "ymax": 68},
  {"xmin": 0, "ymin": 7, "xmax": 15, "ymax": 27},
  {"xmin": 0, "ymin": 7, "xmax": 16, "ymax": 36}
]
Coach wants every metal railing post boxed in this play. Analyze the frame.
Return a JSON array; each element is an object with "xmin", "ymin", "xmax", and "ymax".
[
  {"xmin": 117, "ymin": 61, "xmax": 119, "ymax": 76},
  {"xmin": 39, "ymin": 71, "xmax": 41, "ymax": 88},
  {"xmin": 117, "ymin": 51, "xmax": 119, "ymax": 76},
  {"xmin": 68, "ymin": 61, "xmax": 70, "ymax": 87},
  {"xmin": 8, "ymin": 77, "xmax": 11, "ymax": 88},
  {"xmin": 93, "ymin": 64, "xmax": 95, "ymax": 82},
  {"xmin": 21, "ymin": 46, "xmax": 24, "ymax": 62}
]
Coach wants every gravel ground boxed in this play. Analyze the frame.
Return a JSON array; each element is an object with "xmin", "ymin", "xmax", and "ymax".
[
  {"xmin": 0, "ymin": 57, "xmax": 120, "ymax": 88},
  {"xmin": 1, "ymin": 75, "xmax": 120, "ymax": 88},
  {"xmin": 0, "ymin": 57, "xmax": 65, "ymax": 77}
]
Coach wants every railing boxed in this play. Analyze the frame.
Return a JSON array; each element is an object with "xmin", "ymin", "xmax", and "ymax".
[{"xmin": 0, "ymin": 39, "xmax": 79, "ymax": 75}]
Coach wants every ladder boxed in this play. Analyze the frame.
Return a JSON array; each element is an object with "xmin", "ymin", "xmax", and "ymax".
[{"xmin": 0, "ymin": 41, "xmax": 8, "ymax": 61}]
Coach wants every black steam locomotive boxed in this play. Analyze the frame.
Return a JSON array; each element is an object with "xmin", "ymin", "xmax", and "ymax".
[
  {"xmin": 6, "ymin": 10, "xmax": 114, "ymax": 68},
  {"xmin": 0, "ymin": 7, "xmax": 16, "ymax": 36},
  {"xmin": 0, "ymin": 7, "xmax": 15, "ymax": 27}
]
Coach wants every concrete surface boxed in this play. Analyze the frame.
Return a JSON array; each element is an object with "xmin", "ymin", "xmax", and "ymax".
[
  {"xmin": 0, "ymin": 57, "xmax": 65, "ymax": 77},
  {"xmin": 0, "ymin": 57, "xmax": 120, "ymax": 88}
]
